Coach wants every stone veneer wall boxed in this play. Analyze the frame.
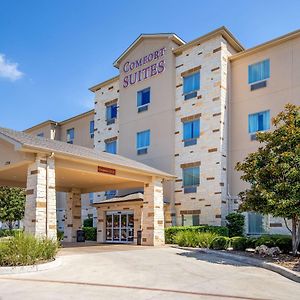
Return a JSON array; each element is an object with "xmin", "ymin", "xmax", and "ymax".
[
  {"xmin": 24, "ymin": 154, "xmax": 57, "ymax": 239},
  {"xmin": 94, "ymin": 78, "xmax": 120, "ymax": 202},
  {"xmin": 173, "ymin": 36, "xmax": 236, "ymax": 226}
]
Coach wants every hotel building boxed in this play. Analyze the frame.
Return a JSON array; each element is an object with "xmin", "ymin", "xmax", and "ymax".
[{"xmin": 23, "ymin": 26, "xmax": 300, "ymax": 242}]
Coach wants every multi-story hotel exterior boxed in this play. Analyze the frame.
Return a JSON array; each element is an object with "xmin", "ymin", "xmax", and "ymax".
[{"xmin": 22, "ymin": 26, "xmax": 300, "ymax": 243}]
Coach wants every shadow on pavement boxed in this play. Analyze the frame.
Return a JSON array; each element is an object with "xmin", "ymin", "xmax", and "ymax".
[{"xmin": 176, "ymin": 248, "xmax": 251, "ymax": 267}]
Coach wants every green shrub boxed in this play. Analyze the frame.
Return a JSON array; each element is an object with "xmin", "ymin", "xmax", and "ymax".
[
  {"xmin": 83, "ymin": 227, "xmax": 97, "ymax": 241},
  {"xmin": 245, "ymin": 237, "xmax": 257, "ymax": 249},
  {"xmin": 226, "ymin": 213, "xmax": 245, "ymax": 237},
  {"xmin": 0, "ymin": 232, "xmax": 58, "ymax": 266},
  {"xmin": 0, "ymin": 229, "xmax": 22, "ymax": 238},
  {"xmin": 274, "ymin": 236, "xmax": 292, "ymax": 253},
  {"xmin": 57, "ymin": 231, "xmax": 64, "ymax": 241},
  {"xmin": 83, "ymin": 218, "xmax": 93, "ymax": 227},
  {"xmin": 230, "ymin": 237, "xmax": 248, "ymax": 251},
  {"xmin": 165, "ymin": 225, "xmax": 228, "ymax": 244},
  {"xmin": 174, "ymin": 231, "xmax": 219, "ymax": 248},
  {"xmin": 210, "ymin": 236, "xmax": 230, "ymax": 250},
  {"xmin": 254, "ymin": 235, "xmax": 276, "ymax": 248}
]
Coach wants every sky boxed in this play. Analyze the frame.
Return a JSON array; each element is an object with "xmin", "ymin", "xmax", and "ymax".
[{"xmin": 1, "ymin": 0, "xmax": 300, "ymax": 130}]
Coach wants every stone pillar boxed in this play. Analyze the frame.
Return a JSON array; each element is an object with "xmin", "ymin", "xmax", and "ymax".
[
  {"xmin": 96, "ymin": 208, "xmax": 105, "ymax": 243},
  {"xmin": 24, "ymin": 154, "xmax": 57, "ymax": 239},
  {"xmin": 64, "ymin": 188, "xmax": 82, "ymax": 242},
  {"xmin": 142, "ymin": 178, "xmax": 165, "ymax": 246}
]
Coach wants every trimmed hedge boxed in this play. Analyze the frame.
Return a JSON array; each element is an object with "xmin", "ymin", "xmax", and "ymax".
[
  {"xmin": 83, "ymin": 227, "xmax": 97, "ymax": 241},
  {"xmin": 83, "ymin": 218, "xmax": 93, "ymax": 227},
  {"xmin": 165, "ymin": 225, "xmax": 229, "ymax": 244},
  {"xmin": 211, "ymin": 236, "xmax": 230, "ymax": 250},
  {"xmin": 175, "ymin": 231, "xmax": 218, "ymax": 248}
]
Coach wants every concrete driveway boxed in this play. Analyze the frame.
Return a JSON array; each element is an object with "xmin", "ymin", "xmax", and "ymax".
[{"xmin": 0, "ymin": 244, "xmax": 299, "ymax": 300}]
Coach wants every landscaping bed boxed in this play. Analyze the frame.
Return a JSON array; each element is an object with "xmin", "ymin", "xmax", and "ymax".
[
  {"xmin": 0, "ymin": 232, "xmax": 58, "ymax": 267},
  {"xmin": 228, "ymin": 250, "xmax": 300, "ymax": 272}
]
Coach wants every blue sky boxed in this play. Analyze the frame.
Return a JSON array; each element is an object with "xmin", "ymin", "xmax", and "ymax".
[{"xmin": 1, "ymin": 0, "xmax": 300, "ymax": 130}]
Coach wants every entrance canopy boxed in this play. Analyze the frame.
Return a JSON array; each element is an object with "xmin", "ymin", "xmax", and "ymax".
[{"xmin": 0, "ymin": 127, "xmax": 174, "ymax": 193}]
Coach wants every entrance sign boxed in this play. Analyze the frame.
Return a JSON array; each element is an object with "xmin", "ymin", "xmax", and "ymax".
[
  {"xmin": 122, "ymin": 47, "xmax": 166, "ymax": 88},
  {"xmin": 97, "ymin": 166, "xmax": 116, "ymax": 175}
]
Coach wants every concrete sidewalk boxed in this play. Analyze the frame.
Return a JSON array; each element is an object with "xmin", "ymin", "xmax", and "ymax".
[{"xmin": 0, "ymin": 245, "xmax": 299, "ymax": 300}]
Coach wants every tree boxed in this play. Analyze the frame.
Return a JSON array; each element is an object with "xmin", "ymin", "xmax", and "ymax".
[
  {"xmin": 226, "ymin": 212, "xmax": 245, "ymax": 237},
  {"xmin": 0, "ymin": 186, "xmax": 25, "ymax": 229},
  {"xmin": 236, "ymin": 104, "xmax": 300, "ymax": 256}
]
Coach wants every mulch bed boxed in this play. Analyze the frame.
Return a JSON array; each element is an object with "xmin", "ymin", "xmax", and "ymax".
[{"xmin": 228, "ymin": 250, "xmax": 300, "ymax": 272}]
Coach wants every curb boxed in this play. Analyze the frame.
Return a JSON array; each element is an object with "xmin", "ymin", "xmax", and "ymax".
[
  {"xmin": 174, "ymin": 246, "xmax": 300, "ymax": 283},
  {"xmin": 0, "ymin": 258, "xmax": 61, "ymax": 275}
]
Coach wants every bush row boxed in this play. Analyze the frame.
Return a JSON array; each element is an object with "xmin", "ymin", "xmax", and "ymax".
[
  {"xmin": 165, "ymin": 225, "xmax": 229, "ymax": 244},
  {"xmin": 174, "ymin": 231, "xmax": 294, "ymax": 253},
  {"xmin": 0, "ymin": 232, "xmax": 58, "ymax": 266}
]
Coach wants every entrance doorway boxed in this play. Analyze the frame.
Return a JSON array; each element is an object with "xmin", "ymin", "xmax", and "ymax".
[{"xmin": 105, "ymin": 211, "xmax": 134, "ymax": 243}]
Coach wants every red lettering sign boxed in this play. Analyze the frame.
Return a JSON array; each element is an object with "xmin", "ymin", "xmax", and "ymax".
[{"xmin": 97, "ymin": 166, "xmax": 116, "ymax": 175}]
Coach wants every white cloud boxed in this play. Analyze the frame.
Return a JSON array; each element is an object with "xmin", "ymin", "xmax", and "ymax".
[{"xmin": 0, "ymin": 53, "xmax": 23, "ymax": 81}]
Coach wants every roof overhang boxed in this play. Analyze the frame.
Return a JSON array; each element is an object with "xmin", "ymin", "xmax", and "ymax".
[{"xmin": 230, "ymin": 28, "xmax": 300, "ymax": 61}]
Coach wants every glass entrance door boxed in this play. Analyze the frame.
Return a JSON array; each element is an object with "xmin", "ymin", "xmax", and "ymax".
[{"xmin": 106, "ymin": 211, "xmax": 134, "ymax": 243}]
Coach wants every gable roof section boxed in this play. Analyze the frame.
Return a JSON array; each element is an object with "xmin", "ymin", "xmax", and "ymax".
[
  {"xmin": 173, "ymin": 26, "xmax": 244, "ymax": 55},
  {"xmin": 0, "ymin": 127, "xmax": 175, "ymax": 179},
  {"xmin": 113, "ymin": 33, "xmax": 185, "ymax": 69}
]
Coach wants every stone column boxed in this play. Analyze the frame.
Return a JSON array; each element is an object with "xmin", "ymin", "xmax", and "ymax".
[
  {"xmin": 64, "ymin": 188, "xmax": 81, "ymax": 242},
  {"xmin": 24, "ymin": 154, "xmax": 57, "ymax": 239},
  {"xmin": 96, "ymin": 208, "xmax": 105, "ymax": 243},
  {"xmin": 142, "ymin": 178, "xmax": 165, "ymax": 246}
]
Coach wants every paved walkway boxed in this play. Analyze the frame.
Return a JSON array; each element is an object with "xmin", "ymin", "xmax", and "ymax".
[{"xmin": 0, "ymin": 244, "xmax": 299, "ymax": 300}]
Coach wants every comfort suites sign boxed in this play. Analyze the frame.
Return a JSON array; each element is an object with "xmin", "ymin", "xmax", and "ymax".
[{"xmin": 122, "ymin": 47, "xmax": 166, "ymax": 88}]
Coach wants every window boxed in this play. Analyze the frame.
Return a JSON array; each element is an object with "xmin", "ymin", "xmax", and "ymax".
[
  {"xmin": 248, "ymin": 212, "xmax": 264, "ymax": 235},
  {"xmin": 248, "ymin": 110, "xmax": 270, "ymax": 134},
  {"xmin": 89, "ymin": 193, "xmax": 94, "ymax": 204},
  {"xmin": 248, "ymin": 59, "xmax": 270, "ymax": 84},
  {"xmin": 66, "ymin": 128, "xmax": 74, "ymax": 144},
  {"xmin": 106, "ymin": 104, "xmax": 117, "ymax": 124},
  {"xmin": 105, "ymin": 140, "xmax": 117, "ymax": 154},
  {"xmin": 182, "ymin": 166, "xmax": 200, "ymax": 193},
  {"xmin": 90, "ymin": 120, "xmax": 94, "ymax": 138},
  {"xmin": 136, "ymin": 130, "xmax": 150, "ymax": 155},
  {"xmin": 37, "ymin": 133, "xmax": 44, "ymax": 137},
  {"xmin": 105, "ymin": 190, "xmax": 117, "ymax": 199},
  {"xmin": 182, "ymin": 214, "xmax": 200, "ymax": 226},
  {"xmin": 137, "ymin": 87, "xmax": 150, "ymax": 112},
  {"xmin": 183, "ymin": 72, "xmax": 200, "ymax": 100},
  {"xmin": 183, "ymin": 119, "xmax": 200, "ymax": 146}
]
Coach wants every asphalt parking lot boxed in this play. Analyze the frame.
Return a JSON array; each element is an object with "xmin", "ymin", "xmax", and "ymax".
[{"xmin": 0, "ymin": 244, "xmax": 299, "ymax": 300}]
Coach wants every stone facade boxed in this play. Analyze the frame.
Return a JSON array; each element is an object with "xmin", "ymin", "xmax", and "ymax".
[
  {"xmin": 142, "ymin": 179, "xmax": 165, "ymax": 246},
  {"xmin": 64, "ymin": 188, "xmax": 82, "ymax": 242},
  {"xmin": 173, "ymin": 36, "xmax": 237, "ymax": 226},
  {"xmin": 24, "ymin": 154, "xmax": 57, "ymax": 239}
]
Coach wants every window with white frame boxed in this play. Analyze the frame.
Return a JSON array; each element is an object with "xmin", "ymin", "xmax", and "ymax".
[
  {"xmin": 183, "ymin": 119, "xmax": 200, "ymax": 146},
  {"xmin": 106, "ymin": 103, "xmax": 117, "ymax": 124},
  {"xmin": 137, "ymin": 87, "xmax": 150, "ymax": 112},
  {"xmin": 183, "ymin": 71, "xmax": 200, "ymax": 100},
  {"xmin": 105, "ymin": 140, "xmax": 117, "ymax": 154},
  {"xmin": 248, "ymin": 59, "xmax": 270, "ymax": 84},
  {"xmin": 89, "ymin": 120, "xmax": 94, "ymax": 138},
  {"xmin": 136, "ymin": 129, "xmax": 150, "ymax": 155},
  {"xmin": 66, "ymin": 128, "xmax": 74, "ymax": 144},
  {"xmin": 248, "ymin": 110, "xmax": 270, "ymax": 134}
]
